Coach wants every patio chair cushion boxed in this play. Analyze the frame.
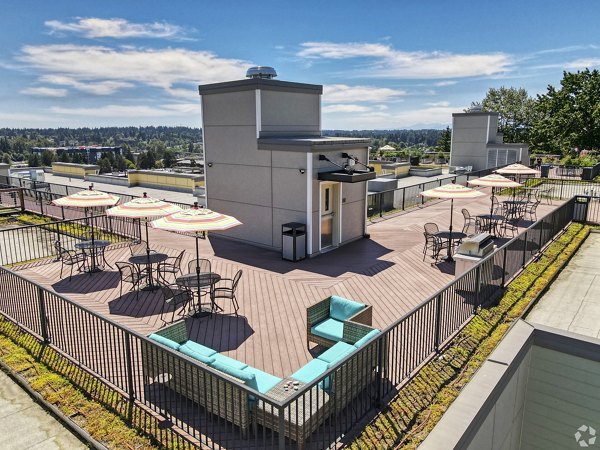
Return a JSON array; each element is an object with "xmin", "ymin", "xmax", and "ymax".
[
  {"xmin": 149, "ymin": 334, "xmax": 181, "ymax": 350},
  {"xmin": 180, "ymin": 340, "xmax": 217, "ymax": 358},
  {"xmin": 354, "ymin": 329, "xmax": 381, "ymax": 348},
  {"xmin": 210, "ymin": 353, "xmax": 249, "ymax": 371},
  {"xmin": 212, "ymin": 360, "xmax": 255, "ymax": 384},
  {"xmin": 179, "ymin": 345, "xmax": 216, "ymax": 365},
  {"xmin": 290, "ymin": 358, "xmax": 329, "ymax": 384},
  {"xmin": 242, "ymin": 366, "xmax": 282, "ymax": 394},
  {"xmin": 317, "ymin": 341, "xmax": 356, "ymax": 365},
  {"xmin": 310, "ymin": 318, "xmax": 344, "ymax": 343},
  {"xmin": 329, "ymin": 295, "xmax": 365, "ymax": 321}
]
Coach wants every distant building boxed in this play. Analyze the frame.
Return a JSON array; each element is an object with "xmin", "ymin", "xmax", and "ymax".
[
  {"xmin": 31, "ymin": 146, "xmax": 123, "ymax": 164},
  {"xmin": 449, "ymin": 110, "xmax": 529, "ymax": 171}
]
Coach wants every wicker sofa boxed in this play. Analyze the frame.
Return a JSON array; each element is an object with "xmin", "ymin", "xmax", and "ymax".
[{"xmin": 307, "ymin": 295, "xmax": 373, "ymax": 349}]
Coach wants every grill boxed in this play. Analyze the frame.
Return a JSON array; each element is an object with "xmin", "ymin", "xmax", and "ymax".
[{"xmin": 456, "ymin": 233, "xmax": 495, "ymax": 258}]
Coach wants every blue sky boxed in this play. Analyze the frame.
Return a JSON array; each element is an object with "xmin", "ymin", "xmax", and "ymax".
[{"xmin": 1, "ymin": 0, "xmax": 599, "ymax": 130}]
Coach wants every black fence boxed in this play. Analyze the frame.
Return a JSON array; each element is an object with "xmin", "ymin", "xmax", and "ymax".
[
  {"xmin": 0, "ymin": 198, "xmax": 579, "ymax": 449},
  {"xmin": 0, "ymin": 214, "xmax": 140, "ymax": 266},
  {"xmin": 367, "ymin": 165, "xmax": 508, "ymax": 218},
  {"xmin": 523, "ymin": 178, "xmax": 600, "ymax": 200}
]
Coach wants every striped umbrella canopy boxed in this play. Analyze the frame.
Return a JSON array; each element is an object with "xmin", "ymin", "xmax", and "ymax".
[
  {"xmin": 420, "ymin": 183, "xmax": 486, "ymax": 261},
  {"xmin": 52, "ymin": 186, "xmax": 120, "ymax": 208},
  {"xmin": 106, "ymin": 193, "xmax": 182, "ymax": 254},
  {"xmin": 468, "ymin": 174, "xmax": 523, "ymax": 214},
  {"xmin": 495, "ymin": 163, "xmax": 540, "ymax": 176}
]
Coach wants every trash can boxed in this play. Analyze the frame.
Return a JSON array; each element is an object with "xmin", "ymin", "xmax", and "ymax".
[
  {"xmin": 573, "ymin": 196, "xmax": 590, "ymax": 223},
  {"xmin": 540, "ymin": 164, "xmax": 550, "ymax": 178},
  {"xmin": 282, "ymin": 222, "xmax": 306, "ymax": 262}
]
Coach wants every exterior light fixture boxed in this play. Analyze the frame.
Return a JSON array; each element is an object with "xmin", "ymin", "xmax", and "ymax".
[
  {"xmin": 207, "ymin": 162, "xmax": 213, "ymax": 167},
  {"xmin": 298, "ymin": 168, "xmax": 306, "ymax": 174}
]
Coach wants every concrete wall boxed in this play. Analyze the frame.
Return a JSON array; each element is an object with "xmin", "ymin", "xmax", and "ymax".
[
  {"xmin": 128, "ymin": 170, "xmax": 203, "ymax": 193},
  {"xmin": 450, "ymin": 112, "xmax": 499, "ymax": 171},
  {"xmin": 260, "ymin": 90, "xmax": 321, "ymax": 136},
  {"xmin": 85, "ymin": 174, "xmax": 129, "ymax": 187},
  {"xmin": 52, "ymin": 163, "xmax": 99, "ymax": 179}
]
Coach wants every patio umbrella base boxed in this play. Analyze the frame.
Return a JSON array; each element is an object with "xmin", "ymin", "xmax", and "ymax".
[
  {"xmin": 140, "ymin": 283, "xmax": 161, "ymax": 292},
  {"xmin": 85, "ymin": 267, "xmax": 104, "ymax": 274},
  {"xmin": 188, "ymin": 305, "xmax": 212, "ymax": 318}
]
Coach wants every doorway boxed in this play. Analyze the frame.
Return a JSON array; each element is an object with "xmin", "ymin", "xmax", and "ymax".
[{"xmin": 320, "ymin": 182, "xmax": 340, "ymax": 251}]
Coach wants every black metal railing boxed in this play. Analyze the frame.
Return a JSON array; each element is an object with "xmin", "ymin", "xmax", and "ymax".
[
  {"xmin": 0, "ymin": 197, "xmax": 579, "ymax": 449},
  {"xmin": 367, "ymin": 165, "xmax": 507, "ymax": 218},
  {"xmin": 0, "ymin": 214, "xmax": 140, "ymax": 266}
]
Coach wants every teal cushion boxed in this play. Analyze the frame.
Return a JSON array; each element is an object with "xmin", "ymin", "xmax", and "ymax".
[
  {"xmin": 149, "ymin": 334, "xmax": 180, "ymax": 350},
  {"xmin": 311, "ymin": 318, "xmax": 344, "ymax": 343},
  {"xmin": 329, "ymin": 296, "xmax": 365, "ymax": 321},
  {"xmin": 242, "ymin": 366, "xmax": 282, "ymax": 394},
  {"xmin": 211, "ymin": 360, "xmax": 255, "ymax": 384},
  {"xmin": 290, "ymin": 359, "xmax": 329, "ymax": 384},
  {"xmin": 317, "ymin": 342, "xmax": 355, "ymax": 364},
  {"xmin": 211, "ymin": 353, "xmax": 248, "ymax": 371},
  {"xmin": 180, "ymin": 340, "xmax": 217, "ymax": 358},
  {"xmin": 179, "ymin": 345, "xmax": 216, "ymax": 365},
  {"xmin": 354, "ymin": 329, "xmax": 381, "ymax": 348}
]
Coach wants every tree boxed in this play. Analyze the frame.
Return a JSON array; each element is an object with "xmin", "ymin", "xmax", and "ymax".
[
  {"xmin": 57, "ymin": 150, "xmax": 71, "ymax": 163},
  {"xmin": 72, "ymin": 152, "xmax": 85, "ymax": 164},
  {"xmin": 98, "ymin": 157, "xmax": 112, "ymax": 174},
  {"xmin": 530, "ymin": 69, "xmax": 600, "ymax": 154},
  {"xmin": 436, "ymin": 126, "xmax": 451, "ymax": 153},
  {"xmin": 162, "ymin": 150, "xmax": 177, "ymax": 168},
  {"xmin": 471, "ymin": 87, "xmax": 535, "ymax": 143},
  {"xmin": 138, "ymin": 150, "xmax": 157, "ymax": 169},
  {"xmin": 115, "ymin": 155, "xmax": 127, "ymax": 172},
  {"xmin": 27, "ymin": 153, "xmax": 41, "ymax": 167},
  {"xmin": 2, "ymin": 153, "xmax": 10, "ymax": 164}
]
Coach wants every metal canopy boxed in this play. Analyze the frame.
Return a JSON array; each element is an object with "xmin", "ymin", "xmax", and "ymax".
[{"xmin": 317, "ymin": 170, "xmax": 377, "ymax": 183}]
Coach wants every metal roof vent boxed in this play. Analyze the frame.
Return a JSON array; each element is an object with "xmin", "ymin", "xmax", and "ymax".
[
  {"xmin": 469, "ymin": 104, "xmax": 483, "ymax": 113},
  {"xmin": 246, "ymin": 66, "xmax": 277, "ymax": 79}
]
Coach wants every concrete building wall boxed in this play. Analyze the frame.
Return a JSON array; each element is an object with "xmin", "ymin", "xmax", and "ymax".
[
  {"xmin": 450, "ymin": 113, "xmax": 499, "ymax": 171},
  {"xmin": 260, "ymin": 90, "xmax": 321, "ymax": 136}
]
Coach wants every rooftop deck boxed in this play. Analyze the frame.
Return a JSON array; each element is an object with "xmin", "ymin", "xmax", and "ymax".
[{"xmin": 12, "ymin": 189, "xmax": 564, "ymax": 379}]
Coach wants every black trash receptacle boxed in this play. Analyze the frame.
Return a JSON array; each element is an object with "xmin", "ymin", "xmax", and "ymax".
[
  {"xmin": 540, "ymin": 164, "xmax": 550, "ymax": 178},
  {"xmin": 282, "ymin": 222, "xmax": 306, "ymax": 262}
]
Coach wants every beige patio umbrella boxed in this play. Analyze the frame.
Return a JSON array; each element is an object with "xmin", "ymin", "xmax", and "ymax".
[
  {"xmin": 52, "ymin": 186, "xmax": 120, "ymax": 272},
  {"xmin": 106, "ymin": 192, "xmax": 182, "ymax": 256},
  {"xmin": 495, "ymin": 163, "xmax": 540, "ymax": 177},
  {"xmin": 468, "ymin": 174, "xmax": 522, "ymax": 215},
  {"xmin": 420, "ymin": 183, "xmax": 486, "ymax": 261},
  {"xmin": 151, "ymin": 203, "xmax": 242, "ymax": 309}
]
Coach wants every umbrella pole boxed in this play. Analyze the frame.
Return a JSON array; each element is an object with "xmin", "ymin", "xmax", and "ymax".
[
  {"xmin": 89, "ymin": 207, "xmax": 97, "ymax": 272},
  {"xmin": 447, "ymin": 199, "xmax": 454, "ymax": 259},
  {"xmin": 490, "ymin": 187, "xmax": 495, "ymax": 216}
]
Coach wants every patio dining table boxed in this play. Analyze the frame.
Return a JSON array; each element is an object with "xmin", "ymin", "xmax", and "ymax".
[
  {"xmin": 129, "ymin": 252, "xmax": 169, "ymax": 291},
  {"xmin": 433, "ymin": 231, "xmax": 466, "ymax": 259},
  {"xmin": 176, "ymin": 272, "xmax": 222, "ymax": 317},
  {"xmin": 476, "ymin": 214, "xmax": 504, "ymax": 237},
  {"xmin": 502, "ymin": 200, "xmax": 528, "ymax": 220},
  {"xmin": 74, "ymin": 239, "xmax": 112, "ymax": 273}
]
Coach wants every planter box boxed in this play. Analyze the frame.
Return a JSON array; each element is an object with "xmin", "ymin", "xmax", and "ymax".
[{"xmin": 409, "ymin": 167, "xmax": 443, "ymax": 177}]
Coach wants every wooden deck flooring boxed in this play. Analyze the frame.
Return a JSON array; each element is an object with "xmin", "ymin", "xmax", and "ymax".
[{"xmin": 13, "ymin": 189, "xmax": 563, "ymax": 379}]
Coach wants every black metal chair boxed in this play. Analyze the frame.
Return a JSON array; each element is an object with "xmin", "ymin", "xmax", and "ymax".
[
  {"xmin": 187, "ymin": 258, "xmax": 213, "ymax": 300},
  {"xmin": 128, "ymin": 240, "xmax": 156, "ymax": 256},
  {"xmin": 423, "ymin": 223, "xmax": 447, "ymax": 261},
  {"xmin": 55, "ymin": 241, "xmax": 86, "ymax": 281},
  {"xmin": 116, "ymin": 261, "xmax": 143, "ymax": 299},
  {"xmin": 524, "ymin": 199, "xmax": 541, "ymax": 222},
  {"xmin": 212, "ymin": 270, "xmax": 243, "ymax": 316},
  {"xmin": 461, "ymin": 208, "xmax": 479, "ymax": 236},
  {"xmin": 157, "ymin": 250, "xmax": 185, "ymax": 283},
  {"xmin": 159, "ymin": 284, "xmax": 193, "ymax": 324}
]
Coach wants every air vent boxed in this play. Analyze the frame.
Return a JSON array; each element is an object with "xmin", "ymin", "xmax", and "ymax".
[{"xmin": 246, "ymin": 66, "xmax": 277, "ymax": 79}]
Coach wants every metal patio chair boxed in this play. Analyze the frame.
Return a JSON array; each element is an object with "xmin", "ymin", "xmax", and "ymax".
[
  {"xmin": 55, "ymin": 241, "xmax": 86, "ymax": 281},
  {"xmin": 423, "ymin": 223, "xmax": 447, "ymax": 261},
  {"xmin": 212, "ymin": 270, "xmax": 243, "ymax": 316},
  {"xmin": 116, "ymin": 261, "xmax": 143, "ymax": 299},
  {"xmin": 157, "ymin": 250, "xmax": 185, "ymax": 283},
  {"xmin": 159, "ymin": 283, "xmax": 193, "ymax": 324}
]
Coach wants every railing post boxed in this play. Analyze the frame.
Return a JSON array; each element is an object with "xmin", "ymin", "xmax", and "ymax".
[
  {"xmin": 560, "ymin": 179, "xmax": 564, "ymax": 199},
  {"xmin": 18, "ymin": 189, "xmax": 24, "ymax": 211},
  {"xmin": 37, "ymin": 287, "xmax": 49, "ymax": 344},
  {"xmin": 379, "ymin": 193, "xmax": 383, "ymax": 218},
  {"xmin": 434, "ymin": 294, "xmax": 442, "ymax": 352},
  {"xmin": 124, "ymin": 333, "xmax": 135, "ymax": 402},
  {"xmin": 402, "ymin": 187, "xmax": 406, "ymax": 211},
  {"xmin": 501, "ymin": 247, "xmax": 508, "ymax": 287},
  {"xmin": 474, "ymin": 265, "xmax": 481, "ymax": 313},
  {"xmin": 375, "ymin": 337, "xmax": 385, "ymax": 407},
  {"xmin": 522, "ymin": 231, "xmax": 528, "ymax": 268},
  {"xmin": 278, "ymin": 404, "xmax": 286, "ymax": 449}
]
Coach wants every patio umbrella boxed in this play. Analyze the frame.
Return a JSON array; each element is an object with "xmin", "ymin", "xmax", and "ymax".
[
  {"xmin": 106, "ymin": 192, "xmax": 181, "ymax": 256},
  {"xmin": 495, "ymin": 163, "xmax": 540, "ymax": 180},
  {"xmin": 52, "ymin": 186, "xmax": 120, "ymax": 271},
  {"xmin": 420, "ymin": 183, "xmax": 486, "ymax": 261},
  {"xmin": 468, "ymin": 174, "xmax": 522, "ymax": 215},
  {"xmin": 151, "ymin": 203, "xmax": 242, "ymax": 307}
]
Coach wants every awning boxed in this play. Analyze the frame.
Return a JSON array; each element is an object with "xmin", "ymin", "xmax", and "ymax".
[{"xmin": 318, "ymin": 170, "xmax": 377, "ymax": 183}]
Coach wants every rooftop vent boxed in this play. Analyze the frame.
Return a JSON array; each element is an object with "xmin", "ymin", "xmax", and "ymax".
[
  {"xmin": 469, "ymin": 105, "xmax": 483, "ymax": 113},
  {"xmin": 246, "ymin": 66, "xmax": 277, "ymax": 79}
]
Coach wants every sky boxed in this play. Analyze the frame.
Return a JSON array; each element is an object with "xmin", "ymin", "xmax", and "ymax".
[{"xmin": 1, "ymin": 0, "xmax": 599, "ymax": 130}]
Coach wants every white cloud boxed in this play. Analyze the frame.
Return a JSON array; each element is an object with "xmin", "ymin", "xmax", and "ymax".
[
  {"xmin": 17, "ymin": 44, "xmax": 251, "ymax": 98},
  {"xmin": 322, "ymin": 104, "xmax": 372, "ymax": 113},
  {"xmin": 41, "ymin": 75, "xmax": 133, "ymax": 95},
  {"xmin": 298, "ymin": 41, "xmax": 513, "ymax": 79},
  {"xmin": 564, "ymin": 58, "xmax": 600, "ymax": 70},
  {"xmin": 45, "ymin": 17, "xmax": 191, "ymax": 40},
  {"xmin": 20, "ymin": 86, "xmax": 68, "ymax": 97},
  {"xmin": 425, "ymin": 101, "xmax": 450, "ymax": 107},
  {"xmin": 434, "ymin": 80, "xmax": 457, "ymax": 87},
  {"xmin": 323, "ymin": 84, "xmax": 406, "ymax": 103},
  {"xmin": 51, "ymin": 102, "xmax": 201, "ymax": 118}
]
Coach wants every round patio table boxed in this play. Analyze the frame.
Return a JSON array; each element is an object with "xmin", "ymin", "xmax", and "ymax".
[
  {"xmin": 129, "ymin": 252, "xmax": 169, "ymax": 291},
  {"xmin": 75, "ymin": 239, "xmax": 112, "ymax": 273},
  {"xmin": 476, "ymin": 214, "xmax": 504, "ymax": 237},
  {"xmin": 176, "ymin": 272, "xmax": 222, "ymax": 317}
]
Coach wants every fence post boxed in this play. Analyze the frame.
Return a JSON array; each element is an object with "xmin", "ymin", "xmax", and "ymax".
[
  {"xmin": 37, "ymin": 287, "xmax": 49, "ymax": 344},
  {"xmin": 522, "ymin": 231, "xmax": 528, "ymax": 268},
  {"xmin": 434, "ymin": 294, "xmax": 442, "ymax": 352},
  {"xmin": 474, "ymin": 265, "xmax": 481, "ymax": 313},
  {"xmin": 379, "ymin": 193, "xmax": 383, "ymax": 218},
  {"xmin": 124, "ymin": 333, "xmax": 135, "ymax": 402},
  {"xmin": 278, "ymin": 405, "xmax": 286, "ymax": 449},
  {"xmin": 501, "ymin": 247, "xmax": 508, "ymax": 287},
  {"xmin": 560, "ymin": 179, "xmax": 564, "ymax": 199},
  {"xmin": 375, "ymin": 336, "xmax": 385, "ymax": 407},
  {"xmin": 18, "ymin": 189, "xmax": 25, "ymax": 211},
  {"xmin": 421, "ymin": 184, "xmax": 425, "ymax": 205},
  {"xmin": 402, "ymin": 187, "xmax": 406, "ymax": 211}
]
